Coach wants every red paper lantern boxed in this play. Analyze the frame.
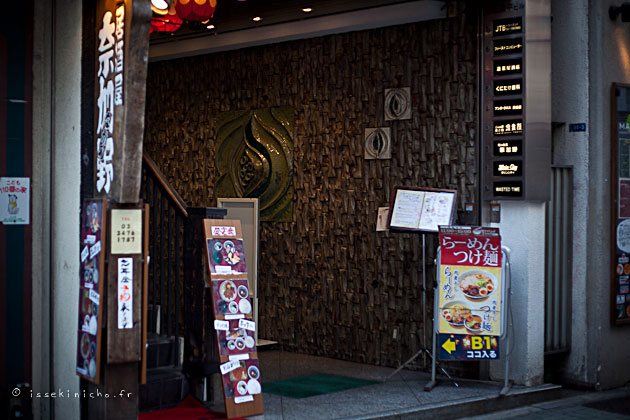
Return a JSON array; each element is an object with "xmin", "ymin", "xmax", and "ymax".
[
  {"xmin": 150, "ymin": 1, "xmax": 183, "ymax": 33},
  {"xmin": 176, "ymin": 0, "xmax": 217, "ymax": 22}
]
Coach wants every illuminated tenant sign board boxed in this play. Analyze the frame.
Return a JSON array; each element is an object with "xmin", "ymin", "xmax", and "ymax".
[{"xmin": 482, "ymin": 0, "xmax": 551, "ymax": 201}]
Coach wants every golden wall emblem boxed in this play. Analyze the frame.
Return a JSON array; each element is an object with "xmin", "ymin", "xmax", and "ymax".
[{"xmin": 215, "ymin": 107, "xmax": 294, "ymax": 222}]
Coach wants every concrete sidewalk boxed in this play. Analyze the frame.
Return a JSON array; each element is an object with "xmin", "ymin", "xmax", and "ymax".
[
  {"xmin": 231, "ymin": 350, "xmax": 575, "ymax": 420},
  {"xmin": 464, "ymin": 386, "xmax": 630, "ymax": 420}
]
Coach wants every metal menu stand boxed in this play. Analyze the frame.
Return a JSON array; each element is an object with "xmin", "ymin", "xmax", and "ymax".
[
  {"xmin": 424, "ymin": 246, "xmax": 512, "ymax": 396},
  {"xmin": 384, "ymin": 186, "xmax": 457, "ymax": 378}
]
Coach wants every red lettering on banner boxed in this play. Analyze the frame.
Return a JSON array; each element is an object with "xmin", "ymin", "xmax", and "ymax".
[{"xmin": 439, "ymin": 229, "xmax": 501, "ymax": 267}]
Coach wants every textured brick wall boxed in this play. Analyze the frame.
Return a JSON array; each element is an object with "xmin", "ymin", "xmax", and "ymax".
[{"xmin": 145, "ymin": 10, "xmax": 478, "ymax": 367}]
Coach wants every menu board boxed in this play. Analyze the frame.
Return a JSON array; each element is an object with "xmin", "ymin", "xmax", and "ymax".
[
  {"xmin": 387, "ymin": 186, "xmax": 457, "ymax": 232},
  {"xmin": 437, "ymin": 226, "xmax": 504, "ymax": 344},
  {"xmin": 612, "ymin": 84, "xmax": 630, "ymax": 325},
  {"xmin": 204, "ymin": 219, "xmax": 264, "ymax": 418},
  {"xmin": 76, "ymin": 199, "xmax": 107, "ymax": 383}
]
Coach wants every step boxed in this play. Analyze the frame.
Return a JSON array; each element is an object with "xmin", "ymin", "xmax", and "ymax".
[
  {"xmin": 342, "ymin": 383, "xmax": 563, "ymax": 420},
  {"xmin": 146, "ymin": 334, "xmax": 176, "ymax": 369},
  {"xmin": 139, "ymin": 366, "xmax": 187, "ymax": 412}
]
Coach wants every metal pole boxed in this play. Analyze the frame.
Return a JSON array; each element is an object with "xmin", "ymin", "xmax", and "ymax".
[
  {"xmin": 385, "ymin": 348, "xmax": 424, "ymax": 381},
  {"xmin": 500, "ymin": 247, "xmax": 512, "ymax": 397},
  {"xmin": 424, "ymin": 288, "xmax": 438, "ymax": 391},
  {"xmin": 422, "ymin": 233, "xmax": 427, "ymax": 367}
]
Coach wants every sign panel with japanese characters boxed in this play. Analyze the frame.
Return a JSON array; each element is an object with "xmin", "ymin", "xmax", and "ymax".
[
  {"xmin": 117, "ymin": 258, "xmax": 133, "ymax": 329},
  {"xmin": 203, "ymin": 219, "xmax": 264, "ymax": 417},
  {"xmin": 438, "ymin": 333, "xmax": 500, "ymax": 361},
  {"xmin": 94, "ymin": 0, "xmax": 126, "ymax": 196},
  {"xmin": 612, "ymin": 84, "xmax": 630, "ymax": 325},
  {"xmin": 482, "ymin": 0, "xmax": 551, "ymax": 201},
  {"xmin": 437, "ymin": 226, "xmax": 503, "ymax": 337},
  {"xmin": 106, "ymin": 204, "xmax": 144, "ymax": 363},
  {"xmin": 110, "ymin": 209, "xmax": 142, "ymax": 254},
  {"xmin": 0, "ymin": 177, "xmax": 30, "ymax": 225},
  {"xmin": 76, "ymin": 199, "xmax": 107, "ymax": 383},
  {"xmin": 212, "ymin": 225, "xmax": 237, "ymax": 237}
]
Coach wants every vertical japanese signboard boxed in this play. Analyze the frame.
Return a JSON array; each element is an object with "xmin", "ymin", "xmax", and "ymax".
[
  {"xmin": 117, "ymin": 258, "xmax": 134, "ymax": 329},
  {"xmin": 204, "ymin": 220, "xmax": 264, "ymax": 419},
  {"xmin": 77, "ymin": 199, "xmax": 107, "ymax": 383},
  {"xmin": 106, "ymin": 205, "xmax": 143, "ymax": 363},
  {"xmin": 612, "ymin": 84, "xmax": 630, "ymax": 325},
  {"xmin": 482, "ymin": 0, "xmax": 551, "ymax": 201},
  {"xmin": 94, "ymin": 0, "xmax": 125, "ymax": 196},
  {"xmin": 437, "ymin": 226, "xmax": 503, "ymax": 360},
  {"xmin": 93, "ymin": 0, "xmax": 150, "ymax": 203}
]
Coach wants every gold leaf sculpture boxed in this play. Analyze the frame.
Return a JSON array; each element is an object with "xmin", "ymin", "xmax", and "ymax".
[{"xmin": 215, "ymin": 107, "xmax": 294, "ymax": 222}]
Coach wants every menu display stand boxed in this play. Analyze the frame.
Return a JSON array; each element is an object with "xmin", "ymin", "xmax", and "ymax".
[
  {"xmin": 424, "ymin": 243, "xmax": 512, "ymax": 396},
  {"xmin": 385, "ymin": 186, "xmax": 457, "ymax": 372},
  {"xmin": 203, "ymin": 219, "xmax": 264, "ymax": 419},
  {"xmin": 76, "ymin": 199, "xmax": 107, "ymax": 383}
]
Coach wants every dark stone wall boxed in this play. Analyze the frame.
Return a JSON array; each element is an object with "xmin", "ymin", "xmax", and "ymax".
[{"xmin": 144, "ymin": 9, "xmax": 479, "ymax": 367}]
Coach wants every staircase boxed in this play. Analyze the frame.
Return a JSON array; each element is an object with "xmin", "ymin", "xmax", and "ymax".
[{"xmin": 138, "ymin": 153, "xmax": 226, "ymax": 412}]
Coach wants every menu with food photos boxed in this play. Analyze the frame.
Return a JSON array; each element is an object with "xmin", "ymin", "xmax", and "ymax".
[
  {"xmin": 76, "ymin": 199, "xmax": 107, "ymax": 383},
  {"xmin": 437, "ymin": 226, "xmax": 504, "ymax": 337},
  {"xmin": 203, "ymin": 219, "xmax": 264, "ymax": 418}
]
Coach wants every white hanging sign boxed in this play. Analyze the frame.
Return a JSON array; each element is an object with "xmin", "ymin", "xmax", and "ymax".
[{"xmin": 117, "ymin": 257, "xmax": 133, "ymax": 329}]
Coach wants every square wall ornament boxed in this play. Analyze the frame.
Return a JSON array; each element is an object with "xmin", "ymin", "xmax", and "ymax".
[
  {"xmin": 364, "ymin": 127, "xmax": 391, "ymax": 160},
  {"xmin": 215, "ymin": 107, "xmax": 294, "ymax": 222},
  {"xmin": 384, "ymin": 87, "xmax": 412, "ymax": 121}
]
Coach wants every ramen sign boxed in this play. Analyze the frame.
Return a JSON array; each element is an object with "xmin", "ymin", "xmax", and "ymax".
[{"xmin": 437, "ymin": 226, "xmax": 503, "ymax": 337}]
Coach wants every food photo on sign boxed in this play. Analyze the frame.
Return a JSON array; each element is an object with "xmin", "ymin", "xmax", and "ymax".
[
  {"xmin": 215, "ymin": 319, "xmax": 256, "ymax": 356},
  {"xmin": 76, "ymin": 199, "xmax": 106, "ymax": 383},
  {"xmin": 221, "ymin": 359, "xmax": 262, "ymax": 399},
  {"xmin": 438, "ymin": 226, "xmax": 503, "ymax": 337},
  {"xmin": 206, "ymin": 238, "xmax": 248, "ymax": 275},
  {"xmin": 212, "ymin": 278, "xmax": 253, "ymax": 316}
]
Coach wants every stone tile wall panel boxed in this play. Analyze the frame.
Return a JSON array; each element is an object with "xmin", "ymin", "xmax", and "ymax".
[{"xmin": 145, "ymin": 10, "xmax": 478, "ymax": 368}]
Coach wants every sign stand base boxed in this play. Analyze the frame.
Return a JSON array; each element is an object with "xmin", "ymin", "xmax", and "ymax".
[
  {"xmin": 386, "ymin": 234, "xmax": 458, "ymax": 387},
  {"xmin": 499, "ymin": 297, "xmax": 512, "ymax": 397},
  {"xmin": 384, "ymin": 187, "xmax": 458, "ymax": 383}
]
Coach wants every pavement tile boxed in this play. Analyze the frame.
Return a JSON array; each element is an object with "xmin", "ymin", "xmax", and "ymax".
[{"xmin": 254, "ymin": 351, "xmax": 629, "ymax": 420}]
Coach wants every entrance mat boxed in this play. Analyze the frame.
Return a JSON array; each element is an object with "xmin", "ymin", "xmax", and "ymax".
[
  {"xmin": 583, "ymin": 396, "xmax": 630, "ymax": 415},
  {"xmin": 262, "ymin": 373, "xmax": 380, "ymax": 398},
  {"xmin": 139, "ymin": 394, "xmax": 246, "ymax": 420}
]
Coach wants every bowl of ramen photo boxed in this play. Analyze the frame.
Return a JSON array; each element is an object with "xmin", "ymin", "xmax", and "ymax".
[
  {"xmin": 441, "ymin": 301, "xmax": 472, "ymax": 326},
  {"xmin": 459, "ymin": 270, "xmax": 496, "ymax": 300},
  {"xmin": 464, "ymin": 314, "xmax": 483, "ymax": 333}
]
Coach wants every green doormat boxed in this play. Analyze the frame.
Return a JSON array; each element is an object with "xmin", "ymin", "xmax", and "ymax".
[{"xmin": 262, "ymin": 373, "xmax": 380, "ymax": 398}]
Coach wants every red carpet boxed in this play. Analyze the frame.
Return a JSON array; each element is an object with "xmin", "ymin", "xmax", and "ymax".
[{"xmin": 139, "ymin": 395, "xmax": 246, "ymax": 420}]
